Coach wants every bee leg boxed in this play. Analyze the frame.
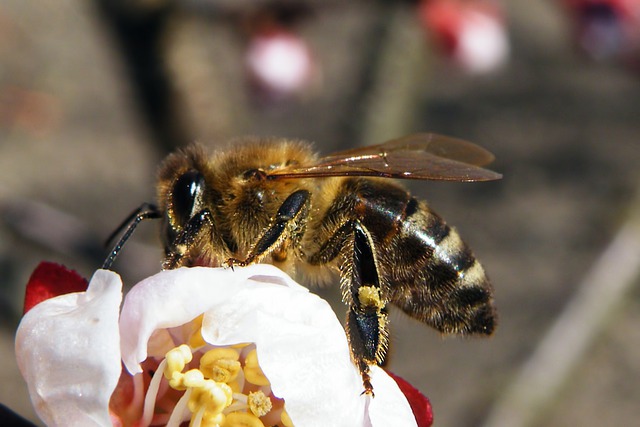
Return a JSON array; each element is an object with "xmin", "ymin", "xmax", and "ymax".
[
  {"xmin": 345, "ymin": 222, "xmax": 389, "ymax": 396},
  {"xmin": 225, "ymin": 190, "xmax": 310, "ymax": 268},
  {"xmin": 308, "ymin": 220, "xmax": 388, "ymax": 395},
  {"xmin": 163, "ymin": 209, "xmax": 213, "ymax": 269}
]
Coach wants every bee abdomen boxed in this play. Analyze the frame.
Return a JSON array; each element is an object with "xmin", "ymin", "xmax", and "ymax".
[
  {"xmin": 430, "ymin": 225, "xmax": 485, "ymax": 288},
  {"xmin": 389, "ymin": 201, "xmax": 496, "ymax": 335}
]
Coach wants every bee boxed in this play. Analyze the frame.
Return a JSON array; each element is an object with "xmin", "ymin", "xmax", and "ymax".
[{"xmin": 104, "ymin": 133, "xmax": 501, "ymax": 395}]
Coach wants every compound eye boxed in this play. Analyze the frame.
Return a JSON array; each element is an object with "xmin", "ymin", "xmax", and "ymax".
[{"xmin": 171, "ymin": 170, "xmax": 205, "ymax": 227}]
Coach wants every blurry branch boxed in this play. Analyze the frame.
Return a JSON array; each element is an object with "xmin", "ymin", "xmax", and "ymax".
[
  {"xmin": 342, "ymin": 2, "xmax": 429, "ymax": 146},
  {"xmin": 358, "ymin": 5, "xmax": 429, "ymax": 146},
  {"xmin": 482, "ymin": 190, "xmax": 640, "ymax": 427},
  {"xmin": 93, "ymin": 0, "xmax": 192, "ymax": 153}
]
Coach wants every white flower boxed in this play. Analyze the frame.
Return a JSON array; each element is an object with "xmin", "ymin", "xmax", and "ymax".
[
  {"xmin": 15, "ymin": 270, "xmax": 122, "ymax": 426},
  {"xmin": 16, "ymin": 264, "xmax": 418, "ymax": 427}
]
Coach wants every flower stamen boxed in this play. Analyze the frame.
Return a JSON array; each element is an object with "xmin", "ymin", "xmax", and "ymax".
[
  {"xmin": 164, "ymin": 344, "xmax": 193, "ymax": 379},
  {"xmin": 243, "ymin": 349, "xmax": 270, "ymax": 386},
  {"xmin": 247, "ymin": 390, "xmax": 272, "ymax": 417},
  {"xmin": 200, "ymin": 348, "xmax": 242, "ymax": 383},
  {"xmin": 151, "ymin": 342, "xmax": 286, "ymax": 426},
  {"xmin": 280, "ymin": 409, "xmax": 294, "ymax": 427},
  {"xmin": 221, "ymin": 411, "xmax": 265, "ymax": 427}
]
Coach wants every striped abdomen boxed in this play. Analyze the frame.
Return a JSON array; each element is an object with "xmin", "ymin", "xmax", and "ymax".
[{"xmin": 354, "ymin": 179, "xmax": 496, "ymax": 336}]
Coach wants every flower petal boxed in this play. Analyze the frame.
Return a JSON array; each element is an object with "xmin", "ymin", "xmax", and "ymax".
[
  {"xmin": 120, "ymin": 265, "xmax": 417, "ymax": 426},
  {"xmin": 23, "ymin": 261, "xmax": 88, "ymax": 314},
  {"xmin": 15, "ymin": 270, "xmax": 123, "ymax": 427},
  {"xmin": 367, "ymin": 367, "xmax": 421, "ymax": 427},
  {"xmin": 119, "ymin": 264, "xmax": 301, "ymax": 374},
  {"xmin": 200, "ymin": 274, "xmax": 366, "ymax": 426},
  {"xmin": 386, "ymin": 371, "xmax": 433, "ymax": 427},
  {"xmin": 199, "ymin": 268, "xmax": 418, "ymax": 427}
]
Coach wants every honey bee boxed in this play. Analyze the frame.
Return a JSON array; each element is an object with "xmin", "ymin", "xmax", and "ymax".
[{"xmin": 104, "ymin": 133, "xmax": 501, "ymax": 395}]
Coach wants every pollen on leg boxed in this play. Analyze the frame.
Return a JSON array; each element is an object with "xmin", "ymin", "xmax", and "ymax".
[{"xmin": 358, "ymin": 285, "xmax": 383, "ymax": 308}]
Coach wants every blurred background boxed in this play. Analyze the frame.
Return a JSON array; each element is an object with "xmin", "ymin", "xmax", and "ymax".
[{"xmin": 1, "ymin": 0, "xmax": 639, "ymax": 426}]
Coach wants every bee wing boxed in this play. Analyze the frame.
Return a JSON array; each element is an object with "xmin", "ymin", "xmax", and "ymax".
[
  {"xmin": 322, "ymin": 133, "xmax": 497, "ymax": 166},
  {"xmin": 268, "ymin": 133, "xmax": 502, "ymax": 182}
]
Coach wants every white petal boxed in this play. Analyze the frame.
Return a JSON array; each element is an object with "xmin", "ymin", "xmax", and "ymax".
[
  {"xmin": 199, "ymin": 268, "xmax": 417, "ymax": 427},
  {"xmin": 120, "ymin": 265, "xmax": 417, "ymax": 426},
  {"xmin": 366, "ymin": 366, "xmax": 418, "ymax": 427},
  {"xmin": 120, "ymin": 264, "xmax": 302, "ymax": 374},
  {"xmin": 15, "ymin": 270, "xmax": 123, "ymax": 427}
]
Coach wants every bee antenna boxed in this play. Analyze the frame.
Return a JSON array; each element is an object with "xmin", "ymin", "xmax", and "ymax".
[{"xmin": 102, "ymin": 203, "xmax": 161, "ymax": 270}]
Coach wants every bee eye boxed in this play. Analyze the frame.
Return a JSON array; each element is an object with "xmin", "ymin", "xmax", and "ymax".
[{"xmin": 171, "ymin": 170, "xmax": 205, "ymax": 227}]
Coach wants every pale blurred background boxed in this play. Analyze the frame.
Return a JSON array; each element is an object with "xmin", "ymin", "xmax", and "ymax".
[{"xmin": 1, "ymin": 1, "xmax": 639, "ymax": 426}]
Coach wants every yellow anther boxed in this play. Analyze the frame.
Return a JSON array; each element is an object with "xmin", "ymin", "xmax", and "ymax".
[
  {"xmin": 197, "ymin": 411, "xmax": 225, "ymax": 427},
  {"xmin": 280, "ymin": 409, "xmax": 294, "ymax": 427},
  {"xmin": 358, "ymin": 286, "xmax": 382, "ymax": 308},
  {"xmin": 189, "ymin": 328, "xmax": 207, "ymax": 349},
  {"xmin": 188, "ymin": 380, "xmax": 233, "ymax": 416},
  {"xmin": 164, "ymin": 344, "xmax": 193, "ymax": 379},
  {"xmin": 213, "ymin": 360, "xmax": 242, "ymax": 383},
  {"xmin": 221, "ymin": 411, "xmax": 265, "ymax": 427},
  {"xmin": 188, "ymin": 315, "xmax": 207, "ymax": 348},
  {"xmin": 191, "ymin": 314, "xmax": 204, "ymax": 329},
  {"xmin": 227, "ymin": 380, "xmax": 241, "ymax": 393},
  {"xmin": 201, "ymin": 348, "xmax": 240, "ymax": 365},
  {"xmin": 182, "ymin": 369, "xmax": 206, "ymax": 388},
  {"xmin": 169, "ymin": 371, "xmax": 187, "ymax": 390},
  {"xmin": 200, "ymin": 348, "xmax": 242, "ymax": 382},
  {"xmin": 243, "ymin": 349, "xmax": 270, "ymax": 386},
  {"xmin": 168, "ymin": 368, "xmax": 206, "ymax": 390},
  {"xmin": 247, "ymin": 390, "xmax": 272, "ymax": 417}
]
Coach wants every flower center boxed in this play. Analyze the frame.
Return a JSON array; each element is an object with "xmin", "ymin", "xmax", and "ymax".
[{"xmin": 143, "ymin": 336, "xmax": 292, "ymax": 427}]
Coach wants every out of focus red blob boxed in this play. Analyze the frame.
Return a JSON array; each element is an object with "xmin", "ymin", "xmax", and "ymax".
[
  {"xmin": 560, "ymin": 0, "xmax": 640, "ymax": 65},
  {"xmin": 245, "ymin": 29, "xmax": 315, "ymax": 102},
  {"xmin": 23, "ymin": 261, "xmax": 88, "ymax": 314},
  {"xmin": 418, "ymin": 0, "xmax": 509, "ymax": 74},
  {"xmin": 387, "ymin": 371, "xmax": 434, "ymax": 427}
]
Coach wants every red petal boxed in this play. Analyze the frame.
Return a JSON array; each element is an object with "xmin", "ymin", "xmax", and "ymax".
[
  {"xmin": 23, "ymin": 261, "xmax": 88, "ymax": 314},
  {"xmin": 387, "ymin": 371, "xmax": 433, "ymax": 427}
]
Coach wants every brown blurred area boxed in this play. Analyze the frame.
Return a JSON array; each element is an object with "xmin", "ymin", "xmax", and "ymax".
[{"xmin": 1, "ymin": 1, "xmax": 639, "ymax": 426}]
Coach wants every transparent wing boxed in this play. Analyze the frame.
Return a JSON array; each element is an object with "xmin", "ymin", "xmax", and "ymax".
[{"xmin": 267, "ymin": 133, "xmax": 502, "ymax": 182}]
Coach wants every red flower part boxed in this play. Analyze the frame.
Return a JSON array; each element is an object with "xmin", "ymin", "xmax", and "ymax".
[
  {"xmin": 23, "ymin": 261, "xmax": 88, "ymax": 314},
  {"xmin": 418, "ymin": 0, "xmax": 509, "ymax": 73},
  {"xmin": 245, "ymin": 29, "xmax": 314, "ymax": 100},
  {"xmin": 388, "ymin": 371, "xmax": 434, "ymax": 427}
]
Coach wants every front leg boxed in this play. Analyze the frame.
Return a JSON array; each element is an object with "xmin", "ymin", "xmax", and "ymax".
[
  {"xmin": 163, "ymin": 209, "xmax": 214, "ymax": 269},
  {"xmin": 308, "ymin": 219, "xmax": 389, "ymax": 396},
  {"xmin": 225, "ymin": 189, "xmax": 310, "ymax": 267}
]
